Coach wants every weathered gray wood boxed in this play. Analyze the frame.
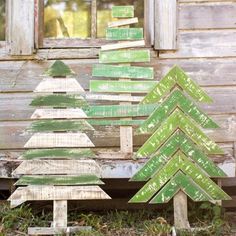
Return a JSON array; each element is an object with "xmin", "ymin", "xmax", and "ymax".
[
  {"xmin": 6, "ymin": 0, "xmax": 34, "ymax": 55},
  {"xmin": 13, "ymin": 160, "xmax": 101, "ymax": 176},
  {"xmin": 101, "ymin": 40, "xmax": 145, "ymax": 51},
  {"xmin": 174, "ymin": 191, "xmax": 190, "ymax": 229},
  {"xmin": 179, "ymin": 3, "xmax": 236, "ymax": 30},
  {"xmin": 28, "ymin": 226, "xmax": 91, "ymax": 235},
  {"xmin": 160, "ymin": 30, "xmax": 236, "ymax": 58},
  {"xmin": 155, "ymin": 0, "xmax": 177, "ymax": 50},
  {"xmin": 9, "ymin": 186, "xmax": 111, "ymax": 208},
  {"xmin": 53, "ymin": 200, "xmax": 67, "ymax": 228}
]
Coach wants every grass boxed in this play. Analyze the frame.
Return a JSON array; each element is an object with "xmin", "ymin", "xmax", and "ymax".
[{"xmin": 0, "ymin": 201, "xmax": 233, "ymax": 236}]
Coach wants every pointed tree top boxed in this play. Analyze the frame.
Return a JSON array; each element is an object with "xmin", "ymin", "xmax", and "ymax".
[
  {"xmin": 44, "ymin": 60, "xmax": 75, "ymax": 77},
  {"xmin": 141, "ymin": 65, "xmax": 213, "ymax": 104}
]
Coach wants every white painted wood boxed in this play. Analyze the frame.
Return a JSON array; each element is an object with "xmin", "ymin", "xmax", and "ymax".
[
  {"xmin": 6, "ymin": 0, "xmax": 34, "ymax": 55},
  {"xmin": 154, "ymin": 0, "xmax": 177, "ymax": 50},
  {"xmin": 174, "ymin": 191, "xmax": 190, "ymax": 229},
  {"xmin": 28, "ymin": 226, "xmax": 92, "ymax": 235},
  {"xmin": 13, "ymin": 160, "xmax": 100, "ymax": 176},
  {"xmin": 120, "ymin": 126, "xmax": 133, "ymax": 153},
  {"xmin": 108, "ymin": 18, "xmax": 138, "ymax": 28},
  {"xmin": 101, "ymin": 40, "xmax": 145, "ymax": 51},
  {"xmin": 85, "ymin": 94, "xmax": 143, "ymax": 102},
  {"xmin": 24, "ymin": 133, "xmax": 95, "ymax": 148},
  {"xmin": 9, "ymin": 186, "xmax": 111, "ymax": 208},
  {"xmin": 34, "ymin": 78, "xmax": 85, "ymax": 93},
  {"xmin": 31, "ymin": 109, "xmax": 88, "ymax": 119},
  {"xmin": 53, "ymin": 200, "xmax": 67, "ymax": 228}
]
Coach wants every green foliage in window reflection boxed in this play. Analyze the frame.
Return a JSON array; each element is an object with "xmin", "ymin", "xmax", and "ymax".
[{"xmin": 0, "ymin": 0, "xmax": 5, "ymax": 40}]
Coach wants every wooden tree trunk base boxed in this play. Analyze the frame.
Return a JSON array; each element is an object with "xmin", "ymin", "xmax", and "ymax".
[{"xmin": 173, "ymin": 191, "xmax": 190, "ymax": 229}]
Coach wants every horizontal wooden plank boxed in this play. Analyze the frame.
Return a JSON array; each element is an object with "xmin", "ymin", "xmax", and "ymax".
[
  {"xmin": 112, "ymin": 6, "xmax": 134, "ymax": 18},
  {"xmin": 27, "ymin": 120, "xmax": 94, "ymax": 132},
  {"xmin": 90, "ymin": 80, "xmax": 156, "ymax": 93},
  {"xmin": 92, "ymin": 64, "xmax": 154, "ymax": 79},
  {"xmin": 28, "ymin": 227, "xmax": 92, "ymax": 235},
  {"xmin": 160, "ymin": 30, "xmax": 236, "ymax": 58},
  {"xmin": 34, "ymin": 78, "xmax": 84, "ymax": 93},
  {"xmin": 13, "ymin": 160, "xmax": 101, "ymax": 176},
  {"xmin": 108, "ymin": 17, "xmax": 138, "ymax": 28},
  {"xmin": 24, "ymin": 133, "xmax": 95, "ymax": 148},
  {"xmin": 99, "ymin": 50, "xmax": 150, "ymax": 63},
  {"xmin": 21, "ymin": 148, "xmax": 96, "ymax": 160},
  {"xmin": 88, "ymin": 119, "xmax": 143, "ymax": 126},
  {"xmin": 179, "ymin": 3, "xmax": 236, "ymax": 30},
  {"xmin": 106, "ymin": 28, "xmax": 143, "ymax": 40},
  {"xmin": 15, "ymin": 175, "xmax": 104, "ymax": 186},
  {"xmin": 101, "ymin": 40, "xmax": 145, "ymax": 51},
  {"xmin": 9, "ymin": 186, "xmax": 111, "ymax": 207},
  {"xmin": 2, "ymin": 58, "xmax": 236, "ymax": 93}
]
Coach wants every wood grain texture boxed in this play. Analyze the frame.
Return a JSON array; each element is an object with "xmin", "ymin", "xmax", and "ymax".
[
  {"xmin": 13, "ymin": 160, "xmax": 101, "ymax": 176},
  {"xmin": 34, "ymin": 78, "xmax": 84, "ymax": 93},
  {"xmin": 53, "ymin": 200, "xmax": 67, "ymax": 228},
  {"xmin": 106, "ymin": 28, "xmax": 143, "ymax": 40},
  {"xmin": 112, "ymin": 6, "xmax": 134, "ymax": 18},
  {"xmin": 155, "ymin": 0, "xmax": 177, "ymax": 50},
  {"xmin": 101, "ymin": 40, "xmax": 145, "ymax": 51},
  {"xmin": 6, "ymin": 0, "xmax": 34, "ymax": 55},
  {"xmin": 24, "ymin": 133, "xmax": 95, "ymax": 148},
  {"xmin": 9, "ymin": 186, "xmax": 111, "ymax": 207},
  {"xmin": 108, "ymin": 18, "xmax": 138, "ymax": 28}
]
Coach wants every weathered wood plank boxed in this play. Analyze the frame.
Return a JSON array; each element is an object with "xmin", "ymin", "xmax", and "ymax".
[
  {"xmin": 106, "ymin": 28, "xmax": 143, "ymax": 40},
  {"xmin": 34, "ymin": 78, "xmax": 84, "ymax": 93},
  {"xmin": 13, "ymin": 160, "xmax": 101, "ymax": 176},
  {"xmin": 92, "ymin": 64, "xmax": 154, "ymax": 79},
  {"xmin": 88, "ymin": 119, "xmax": 143, "ymax": 126},
  {"xmin": 99, "ymin": 50, "xmax": 150, "ymax": 63},
  {"xmin": 101, "ymin": 40, "xmax": 145, "ymax": 51},
  {"xmin": 6, "ymin": 0, "xmax": 34, "ymax": 55},
  {"xmin": 28, "ymin": 226, "xmax": 91, "ymax": 235},
  {"xmin": 160, "ymin": 30, "xmax": 236, "ymax": 58},
  {"xmin": 27, "ymin": 120, "xmax": 94, "ymax": 132},
  {"xmin": 21, "ymin": 148, "xmax": 96, "ymax": 160},
  {"xmin": 112, "ymin": 6, "xmax": 134, "ymax": 18},
  {"xmin": 24, "ymin": 133, "xmax": 95, "ymax": 148},
  {"xmin": 108, "ymin": 17, "xmax": 138, "ymax": 28},
  {"xmin": 31, "ymin": 95, "xmax": 88, "ymax": 108},
  {"xmin": 9, "ymin": 186, "xmax": 111, "ymax": 207},
  {"xmin": 179, "ymin": 3, "xmax": 236, "ymax": 30},
  {"xmin": 90, "ymin": 80, "xmax": 156, "ymax": 93},
  {"xmin": 15, "ymin": 175, "xmax": 104, "ymax": 186},
  {"xmin": 53, "ymin": 200, "xmax": 67, "ymax": 228},
  {"xmin": 154, "ymin": 0, "xmax": 177, "ymax": 50}
]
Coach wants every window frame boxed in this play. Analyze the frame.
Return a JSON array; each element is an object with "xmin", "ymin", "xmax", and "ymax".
[{"xmin": 35, "ymin": 0, "xmax": 152, "ymax": 49}]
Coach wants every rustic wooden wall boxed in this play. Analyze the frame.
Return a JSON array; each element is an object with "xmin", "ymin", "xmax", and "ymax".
[{"xmin": 0, "ymin": 0, "xmax": 236, "ymax": 178}]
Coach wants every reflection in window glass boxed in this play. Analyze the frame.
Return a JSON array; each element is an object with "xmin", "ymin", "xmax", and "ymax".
[
  {"xmin": 97, "ymin": 0, "xmax": 144, "ymax": 38},
  {"xmin": 0, "ymin": 0, "xmax": 5, "ymax": 40},
  {"xmin": 44, "ymin": 0, "xmax": 91, "ymax": 39}
]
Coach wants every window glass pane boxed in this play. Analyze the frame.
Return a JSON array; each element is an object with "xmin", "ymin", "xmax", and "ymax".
[
  {"xmin": 97, "ymin": 0, "xmax": 144, "ymax": 38},
  {"xmin": 0, "ymin": 0, "xmax": 5, "ymax": 40},
  {"xmin": 44, "ymin": 0, "xmax": 91, "ymax": 39}
]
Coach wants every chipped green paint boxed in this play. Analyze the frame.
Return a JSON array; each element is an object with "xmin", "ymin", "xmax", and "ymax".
[
  {"xmin": 44, "ymin": 60, "xmax": 75, "ymax": 77},
  {"xmin": 129, "ymin": 152, "xmax": 231, "ymax": 203},
  {"xmin": 88, "ymin": 119, "xmax": 144, "ymax": 126},
  {"xmin": 30, "ymin": 95, "xmax": 89, "ymax": 108},
  {"xmin": 131, "ymin": 130, "xmax": 226, "ymax": 181},
  {"xmin": 85, "ymin": 104, "xmax": 156, "ymax": 118},
  {"xmin": 138, "ymin": 89, "xmax": 219, "ymax": 134},
  {"xmin": 112, "ymin": 6, "xmax": 134, "ymax": 18},
  {"xmin": 90, "ymin": 80, "xmax": 156, "ymax": 93},
  {"xmin": 92, "ymin": 65, "xmax": 154, "ymax": 80},
  {"xmin": 150, "ymin": 172, "xmax": 212, "ymax": 203},
  {"xmin": 22, "ymin": 149, "xmax": 96, "ymax": 160},
  {"xmin": 141, "ymin": 65, "xmax": 213, "ymax": 104},
  {"xmin": 99, "ymin": 50, "xmax": 150, "ymax": 63},
  {"xmin": 135, "ymin": 109, "xmax": 224, "ymax": 158},
  {"xmin": 106, "ymin": 28, "xmax": 143, "ymax": 40},
  {"xmin": 28, "ymin": 120, "xmax": 94, "ymax": 132},
  {"xmin": 15, "ymin": 175, "xmax": 104, "ymax": 186}
]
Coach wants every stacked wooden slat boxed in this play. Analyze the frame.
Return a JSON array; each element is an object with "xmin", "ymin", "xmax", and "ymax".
[
  {"xmin": 90, "ymin": 6, "xmax": 155, "ymax": 153},
  {"xmin": 9, "ymin": 60, "xmax": 110, "ymax": 235}
]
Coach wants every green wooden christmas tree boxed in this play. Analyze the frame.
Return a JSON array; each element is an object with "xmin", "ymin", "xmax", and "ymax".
[
  {"xmin": 9, "ymin": 60, "xmax": 110, "ymax": 235},
  {"xmin": 129, "ymin": 65, "xmax": 231, "ymax": 228}
]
